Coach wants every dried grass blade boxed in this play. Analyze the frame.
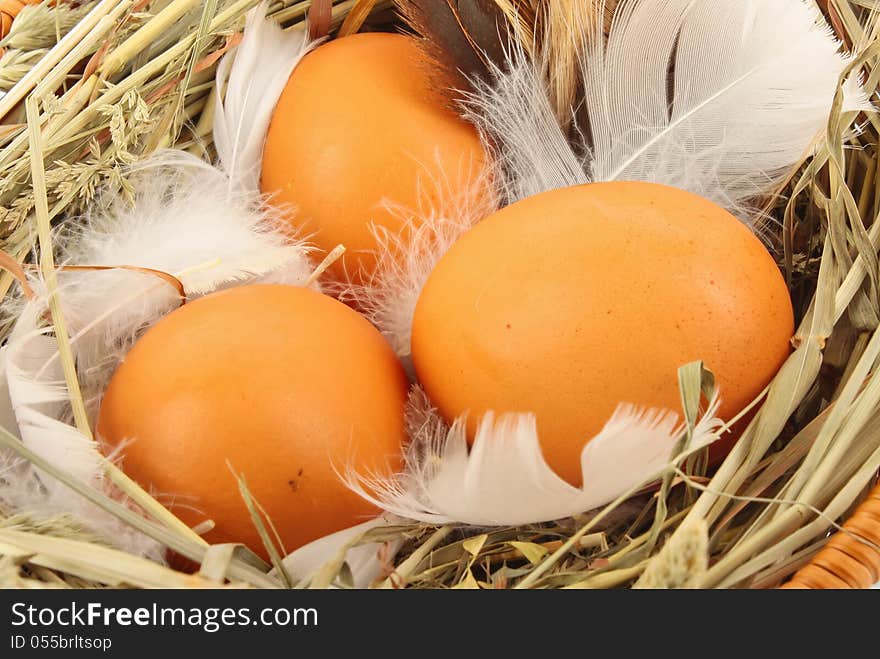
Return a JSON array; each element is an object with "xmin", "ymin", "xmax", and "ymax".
[
  {"xmin": 25, "ymin": 95, "xmax": 90, "ymax": 437},
  {"xmin": 338, "ymin": 0, "xmax": 376, "ymax": 36},
  {"xmin": 0, "ymin": 529, "xmax": 216, "ymax": 588},
  {"xmin": 100, "ymin": 0, "xmax": 201, "ymax": 76},
  {"xmin": 378, "ymin": 526, "xmax": 452, "ymax": 589},
  {"xmin": 0, "ymin": 424, "xmax": 278, "ymax": 587},
  {"xmin": 0, "ymin": 0, "xmax": 129, "ymax": 121},
  {"xmin": 231, "ymin": 468, "xmax": 292, "ymax": 588}
]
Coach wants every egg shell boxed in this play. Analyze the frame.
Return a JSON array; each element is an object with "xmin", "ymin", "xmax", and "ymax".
[
  {"xmin": 261, "ymin": 32, "xmax": 487, "ymax": 282},
  {"xmin": 411, "ymin": 182, "xmax": 794, "ymax": 486},
  {"xmin": 97, "ymin": 285, "xmax": 408, "ymax": 558}
]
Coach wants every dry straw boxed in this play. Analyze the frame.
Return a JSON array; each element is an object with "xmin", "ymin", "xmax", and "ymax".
[{"xmin": 0, "ymin": 0, "xmax": 879, "ymax": 589}]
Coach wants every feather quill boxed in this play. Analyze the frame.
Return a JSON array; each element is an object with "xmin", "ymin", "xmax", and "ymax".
[{"xmin": 347, "ymin": 388, "xmax": 722, "ymax": 526}]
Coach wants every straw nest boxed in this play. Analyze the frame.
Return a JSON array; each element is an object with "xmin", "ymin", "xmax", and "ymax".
[{"xmin": 0, "ymin": 0, "xmax": 879, "ymax": 590}]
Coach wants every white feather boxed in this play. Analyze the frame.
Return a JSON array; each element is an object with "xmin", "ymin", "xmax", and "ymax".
[
  {"xmin": 213, "ymin": 2, "xmax": 318, "ymax": 192},
  {"xmin": 5, "ymin": 315, "xmax": 96, "ymax": 483},
  {"xmin": 66, "ymin": 151, "xmax": 313, "ymax": 293},
  {"xmin": 347, "ymin": 388, "xmax": 723, "ymax": 526},
  {"xmin": 587, "ymin": 0, "xmax": 871, "ymax": 210},
  {"xmin": 35, "ymin": 150, "xmax": 315, "ymax": 417},
  {"xmin": 465, "ymin": 48, "xmax": 588, "ymax": 204},
  {"xmin": 0, "ymin": 348, "xmax": 22, "ymax": 438},
  {"xmin": 0, "ymin": 311, "xmax": 164, "ymax": 560},
  {"xmin": 0, "ymin": 456, "xmax": 166, "ymax": 562},
  {"xmin": 280, "ymin": 518, "xmax": 399, "ymax": 588},
  {"xmin": 466, "ymin": 0, "xmax": 872, "ymax": 216}
]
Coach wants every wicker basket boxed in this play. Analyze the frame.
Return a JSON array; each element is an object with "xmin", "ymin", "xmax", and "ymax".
[{"xmin": 783, "ymin": 483, "xmax": 880, "ymax": 588}]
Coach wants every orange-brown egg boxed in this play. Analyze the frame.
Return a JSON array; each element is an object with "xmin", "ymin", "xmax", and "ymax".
[
  {"xmin": 261, "ymin": 32, "xmax": 487, "ymax": 282},
  {"xmin": 411, "ymin": 182, "xmax": 794, "ymax": 486},
  {"xmin": 98, "ymin": 285, "xmax": 408, "ymax": 558}
]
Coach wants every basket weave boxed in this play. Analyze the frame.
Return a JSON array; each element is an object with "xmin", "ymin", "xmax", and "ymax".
[{"xmin": 783, "ymin": 482, "xmax": 880, "ymax": 588}]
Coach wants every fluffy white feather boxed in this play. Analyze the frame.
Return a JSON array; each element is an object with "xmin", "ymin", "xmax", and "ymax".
[
  {"xmin": 337, "ymin": 165, "xmax": 495, "ymax": 360},
  {"xmin": 465, "ymin": 47, "xmax": 588, "ymax": 204},
  {"xmin": 347, "ymin": 388, "xmax": 723, "ymax": 526},
  {"xmin": 0, "ymin": 454, "xmax": 166, "ymax": 563},
  {"xmin": 213, "ymin": 2, "xmax": 318, "ymax": 192},
  {"xmin": 38, "ymin": 150, "xmax": 315, "ymax": 417},
  {"xmin": 4, "ymin": 312, "xmax": 97, "ymax": 483},
  {"xmin": 466, "ymin": 0, "xmax": 872, "ymax": 216}
]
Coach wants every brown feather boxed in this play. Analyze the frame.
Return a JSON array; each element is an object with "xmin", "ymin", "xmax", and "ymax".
[{"xmin": 396, "ymin": 0, "xmax": 532, "ymax": 89}]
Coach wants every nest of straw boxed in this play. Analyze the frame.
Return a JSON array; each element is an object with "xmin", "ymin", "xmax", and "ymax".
[{"xmin": 0, "ymin": 0, "xmax": 879, "ymax": 590}]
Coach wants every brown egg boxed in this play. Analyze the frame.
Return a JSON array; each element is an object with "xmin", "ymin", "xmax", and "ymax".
[
  {"xmin": 411, "ymin": 182, "xmax": 794, "ymax": 486},
  {"xmin": 98, "ymin": 285, "xmax": 408, "ymax": 558},
  {"xmin": 261, "ymin": 32, "xmax": 487, "ymax": 282}
]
